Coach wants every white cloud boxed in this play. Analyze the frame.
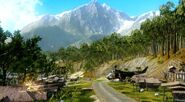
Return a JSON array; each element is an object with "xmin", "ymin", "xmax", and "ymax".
[{"xmin": 0, "ymin": 0, "xmax": 42, "ymax": 32}]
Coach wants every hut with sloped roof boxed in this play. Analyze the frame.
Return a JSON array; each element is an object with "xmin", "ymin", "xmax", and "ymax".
[
  {"xmin": 0, "ymin": 86, "xmax": 47, "ymax": 102},
  {"xmin": 131, "ymin": 75, "xmax": 161, "ymax": 89},
  {"xmin": 161, "ymin": 64, "xmax": 185, "ymax": 101},
  {"xmin": 162, "ymin": 81, "xmax": 185, "ymax": 101}
]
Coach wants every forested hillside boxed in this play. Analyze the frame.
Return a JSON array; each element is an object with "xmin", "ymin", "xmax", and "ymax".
[{"xmin": 50, "ymin": 1, "xmax": 185, "ymax": 73}]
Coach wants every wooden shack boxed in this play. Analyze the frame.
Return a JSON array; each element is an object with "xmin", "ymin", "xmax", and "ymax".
[
  {"xmin": 162, "ymin": 81, "xmax": 185, "ymax": 102},
  {"xmin": 131, "ymin": 75, "xmax": 161, "ymax": 89},
  {"xmin": 167, "ymin": 66, "xmax": 185, "ymax": 82},
  {"xmin": 0, "ymin": 86, "xmax": 47, "ymax": 102},
  {"xmin": 161, "ymin": 65, "xmax": 185, "ymax": 101}
]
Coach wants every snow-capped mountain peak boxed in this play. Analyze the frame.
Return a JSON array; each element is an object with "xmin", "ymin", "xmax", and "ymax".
[
  {"xmin": 117, "ymin": 11, "xmax": 159, "ymax": 34},
  {"xmin": 21, "ymin": 1, "xmax": 158, "ymax": 51},
  {"xmin": 102, "ymin": 3, "xmax": 111, "ymax": 10}
]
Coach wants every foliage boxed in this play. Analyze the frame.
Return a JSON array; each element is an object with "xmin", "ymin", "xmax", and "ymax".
[
  {"xmin": 51, "ymin": 32, "xmax": 147, "ymax": 71},
  {"xmin": 0, "ymin": 27, "xmax": 60, "ymax": 85},
  {"xmin": 49, "ymin": 81, "xmax": 94, "ymax": 102},
  {"xmin": 108, "ymin": 82, "xmax": 173, "ymax": 102}
]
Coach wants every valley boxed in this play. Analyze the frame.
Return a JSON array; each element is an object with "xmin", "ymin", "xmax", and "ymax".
[{"xmin": 1, "ymin": 0, "xmax": 185, "ymax": 102}]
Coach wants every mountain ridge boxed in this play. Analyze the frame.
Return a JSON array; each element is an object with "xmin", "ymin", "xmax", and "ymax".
[{"xmin": 21, "ymin": 1, "xmax": 159, "ymax": 51}]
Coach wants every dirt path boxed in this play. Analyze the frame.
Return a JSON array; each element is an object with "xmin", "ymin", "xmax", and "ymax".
[{"xmin": 93, "ymin": 82, "xmax": 136, "ymax": 102}]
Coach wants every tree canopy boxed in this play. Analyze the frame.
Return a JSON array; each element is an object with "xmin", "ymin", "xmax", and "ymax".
[{"xmin": 0, "ymin": 27, "xmax": 61, "ymax": 85}]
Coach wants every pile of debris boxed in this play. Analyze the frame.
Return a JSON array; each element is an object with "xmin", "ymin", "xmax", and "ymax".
[
  {"xmin": 69, "ymin": 71, "xmax": 84, "ymax": 81},
  {"xmin": 36, "ymin": 75, "xmax": 66, "ymax": 92}
]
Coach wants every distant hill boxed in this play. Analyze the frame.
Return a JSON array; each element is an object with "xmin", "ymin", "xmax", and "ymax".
[{"xmin": 21, "ymin": 1, "xmax": 159, "ymax": 51}]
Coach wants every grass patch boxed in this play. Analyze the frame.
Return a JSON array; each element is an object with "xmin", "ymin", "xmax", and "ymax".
[
  {"xmin": 49, "ymin": 81, "xmax": 95, "ymax": 102},
  {"xmin": 108, "ymin": 82, "xmax": 173, "ymax": 102},
  {"xmin": 67, "ymin": 80, "xmax": 92, "ymax": 88},
  {"xmin": 95, "ymin": 77, "xmax": 109, "ymax": 82}
]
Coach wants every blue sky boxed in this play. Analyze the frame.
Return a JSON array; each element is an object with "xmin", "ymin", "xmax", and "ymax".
[
  {"xmin": 37, "ymin": 0, "xmax": 179, "ymax": 16},
  {"xmin": 0, "ymin": 0, "xmax": 179, "ymax": 32}
]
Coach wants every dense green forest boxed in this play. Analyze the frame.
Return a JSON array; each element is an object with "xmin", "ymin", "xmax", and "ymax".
[
  {"xmin": 0, "ymin": 28, "xmax": 64, "ymax": 85},
  {"xmin": 51, "ymin": 1, "xmax": 185, "ymax": 71}
]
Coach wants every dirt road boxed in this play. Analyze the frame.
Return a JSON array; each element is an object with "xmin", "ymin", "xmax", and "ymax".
[{"xmin": 93, "ymin": 82, "xmax": 136, "ymax": 102}]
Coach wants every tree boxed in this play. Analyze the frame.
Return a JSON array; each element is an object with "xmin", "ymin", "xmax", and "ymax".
[
  {"xmin": 160, "ymin": 1, "xmax": 175, "ymax": 58},
  {"xmin": 0, "ymin": 26, "xmax": 8, "ymax": 85},
  {"xmin": 0, "ymin": 26, "xmax": 60, "ymax": 85}
]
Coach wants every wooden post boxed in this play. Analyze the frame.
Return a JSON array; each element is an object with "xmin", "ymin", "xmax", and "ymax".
[
  {"xmin": 145, "ymin": 79, "xmax": 148, "ymax": 91},
  {"xmin": 176, "ymin": 73, "xmax": 178, "ymax": 81}
]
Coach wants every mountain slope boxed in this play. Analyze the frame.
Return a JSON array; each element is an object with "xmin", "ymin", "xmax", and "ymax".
[
  {"xmin": 21, "ymin": 1, "xmax": 159, "ymax": 51},
  {"xmin": 95, "ymin": 50, "xmax": 185, "ymax": 80},
  {"xmin": 117, "ymin": 11, "xmax": 159, "ymax": 34}
]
